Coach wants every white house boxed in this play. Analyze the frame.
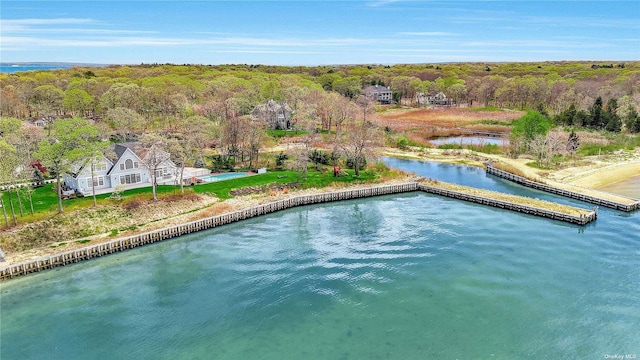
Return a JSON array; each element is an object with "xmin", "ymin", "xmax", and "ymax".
[
  {"xmin": 416, "ymin": 92, "xmax": 454, "ymax": 106},
  {"xmin": 63, "ymin": 142, "xmax": 179, "ymax": 196}
]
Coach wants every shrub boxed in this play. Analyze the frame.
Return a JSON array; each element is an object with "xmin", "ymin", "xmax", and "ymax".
[
  {"xmin": 346, "ymin": 157, "xmax": 367, "ymax": 170},
  {"xmin": 438, "ymin": 143, "xmax": 463, "ymax": 150},
  {"xmin": 468, "ymin": 143, "xmax": 501, "ymax": 154},
  {"xmin": 275, "ymin": 152, "xmax": 289, "ymax": 170},
  {"xmin": 210, "ymin": 155, "xmax": 234, "ymax": 172},
  {"xmin": 193, "ymin": 157, "xmax": 205, "ymax": 168},
  {"xmin": 394, "ymin": 135, "xmax": 409, "ymax": 149},
  {"xmin": 122, "ymin": 197, "xmax": 145, "ymax": 211}
]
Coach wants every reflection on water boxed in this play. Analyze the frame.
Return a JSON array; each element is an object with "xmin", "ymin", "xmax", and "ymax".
[
  {"xmin": 598, "ymin": 175, "xmax": 640, "ymax": 199},
  {"xmin": 1, "ymin": 159, "xmax": 639, "ymax": 360},
  {"xmin": 429, "ymin": 136, "xmax": 509, "ymax": 146}
]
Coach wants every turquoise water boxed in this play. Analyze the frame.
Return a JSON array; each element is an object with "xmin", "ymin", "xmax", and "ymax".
[
  {"xmin": 1, "ymin": 159, "xmax": 639, "ymax": 359},
  {"xmin": 198, "ymin": 172, "xmax": 249, "ymax": 183}
]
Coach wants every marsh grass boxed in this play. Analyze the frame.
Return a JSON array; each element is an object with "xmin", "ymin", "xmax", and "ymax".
[{"xmin": 374, "ymin": 107, "xmax": 522, "ymax": 147}]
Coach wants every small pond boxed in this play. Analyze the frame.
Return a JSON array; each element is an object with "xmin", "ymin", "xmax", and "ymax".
[{"xmin": 429, "ymin": 136, "xmax": 509, "ymax": 146}]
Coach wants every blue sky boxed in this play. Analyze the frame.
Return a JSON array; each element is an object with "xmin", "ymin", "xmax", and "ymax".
[{"xmin": 1, "ymin": 1, "xmax": 638, "ymax": 65}]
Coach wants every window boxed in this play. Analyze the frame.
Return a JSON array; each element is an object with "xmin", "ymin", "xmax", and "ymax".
[
  {"xmin": 89, "ymin": 176, "xmax": 104, "ymax": 187},
  {"xmin": 120, "ymin": 159, "xmax": 137, "ymax": 171},
  {"xmin": 155, "ymin": 168, "xmax": 171, "ymax": 178},
  {"xmin": 119, "ymin": 173, "xmax": 141, "ymax": 184},
  {"xmin": 92, "ymin": 163, "xmax": 107, "ymax": 172}
]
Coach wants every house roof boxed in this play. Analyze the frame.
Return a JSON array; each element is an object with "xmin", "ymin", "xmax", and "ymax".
[
  {"xmin": 364, "ymin": 85, "xmax": 392, "ymax": 93},
  {"xmin": 252, "ymin": 99, "xmax": 293, "ymax": 117},
  {"xmin": 113, "ymin": 142, "xmax": 139, "ymax": 160}
]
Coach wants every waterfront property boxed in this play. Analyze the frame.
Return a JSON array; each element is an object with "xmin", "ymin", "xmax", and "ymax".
[
  {"xmin": 2, "ymin": 174, "xmax": 638, "ymax": 359},
  {"xmin": 63, "ymin": 142, "xmax": 179, "ymax": 196},
  {"xmin": 0, "ymin": 178, "xmax": 596, "ymax": 280}
]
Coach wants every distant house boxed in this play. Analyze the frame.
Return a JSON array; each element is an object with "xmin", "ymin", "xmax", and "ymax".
[
  {"xmin": 30, "ymin": 119, "xmax": 46, "ymax": 128},
  {"xmin": 63, "ymin": 142, "xmax": 178, "ymax": 196},
  {"xmin": 364, "ymin": 85, "xmax": 393, "ymax": 104},
  {"xmin": 416, "ymin": 92, "xmax": 455, "ymax": 106},
  {"xmin": 251, "ymin": 100, "xmax": 293, "ymax": 130}
]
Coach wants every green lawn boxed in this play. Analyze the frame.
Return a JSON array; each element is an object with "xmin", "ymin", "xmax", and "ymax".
[{"xmin": 1, "ymin": 168, "xmax": 379, "ymax": 226}]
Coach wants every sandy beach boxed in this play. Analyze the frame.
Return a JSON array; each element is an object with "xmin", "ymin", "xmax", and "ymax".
[{"xmin": 381, "ymin": 147, "xmax": 640, "ymax": 203}]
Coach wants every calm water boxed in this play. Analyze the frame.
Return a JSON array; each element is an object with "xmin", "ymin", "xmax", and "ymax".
[
  {"xmin": 0, "ymin": 65, "xmax": 72, "ymax": 73},
  {"xmin": 430, "ymin": 136, "xmax": 508, "ymax": 146},
  {"xmin": 2, "ymin": 159, "xmax": 639, "ymax": 359}
]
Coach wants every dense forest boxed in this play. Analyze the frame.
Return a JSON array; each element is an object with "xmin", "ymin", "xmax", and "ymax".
[
  {"xmin": 2, "ymin": 61, "xmax": 639, "ymax": 122},
  {"xmin": 1, "ymin": 61, "xmax": 640, "ymax": 223}
]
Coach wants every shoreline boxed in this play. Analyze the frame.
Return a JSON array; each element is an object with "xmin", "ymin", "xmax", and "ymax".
[
  {"xmin": 381, "ymin": 147, "xmax": 640, "ymax": 201},
  {"xmin": 0, "ymin": 176, "xmax": 415, "ymax": 266},
  {"xmin": 1, "ymin": 178, "xmax": 598, "ymax": 281},
  {"xmin": 2, "ymin": 148, "xmax": 639, "ymax": 268}
]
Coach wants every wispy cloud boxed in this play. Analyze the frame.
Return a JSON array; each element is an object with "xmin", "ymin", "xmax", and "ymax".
[
  {"xmin": 0, "ymin": 35, "xmax": 380, "ymax": 48},
  {"xmin": 398, "ymin": 32, "xmax": 458, "ymax": 37},
  {"xmin": 2, "ymin": 18, "xmax": 96, "ymax": 25},
  {"xmin": 367, "ymin": 0, "xmax": 402, "ymax": 8},
  {"xmin": 463, "ymin": 39, "xmax": 609, "ymax": 49},
  {"xmin": 215, "ymin": 50, "xmax": 323, "ymax": 54},
  {"xmin": 445, "ymin": 13, "xmax": 640, "ymax": 30},
  {"xmin": 0, "ymin": 18, "xmax": 97, "ymax": 31}
]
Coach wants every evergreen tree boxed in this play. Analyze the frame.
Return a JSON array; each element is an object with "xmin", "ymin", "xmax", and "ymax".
[
  {"xmin": 589, "ymin": 97, "xmax": 604, "ymax": 129},
  {"xmin": 604, "ymin": 98, "xmax": 621, "ymax": 132},
  {"xmin": 624, "ymin": 106, "xmax": 639, "ymax": 133},
  {"xmin": 554, "ymin": 104, "xmax": 577, "ymax": 126},
  {"xmin": 32, "ymin": 167, "xmax": 45, "ymax": 188}
]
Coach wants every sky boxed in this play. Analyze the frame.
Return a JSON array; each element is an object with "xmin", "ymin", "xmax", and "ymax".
[{"xmin": 1, "ymin": 0, "xmax": 639, "ymax": 65}]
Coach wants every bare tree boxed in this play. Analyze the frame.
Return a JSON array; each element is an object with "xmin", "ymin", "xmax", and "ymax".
[
  {"xmin": 138, "ymin": 134, "xmax": 173, "ymax": 201},
  {"xmin": 36, "ymin": 118, "xmax": 103, "ymax": 213},
  {"xmin": 337, "ymin": 119, "xmax": 382, "ymax": 177}
]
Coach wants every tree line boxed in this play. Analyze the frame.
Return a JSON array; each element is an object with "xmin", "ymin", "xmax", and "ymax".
[{"xmin": 2, "ymin": 62, "xmax": 638, "ymax": 121}]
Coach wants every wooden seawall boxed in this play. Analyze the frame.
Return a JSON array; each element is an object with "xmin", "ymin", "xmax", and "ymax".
[
  {"xmin": 0, "ymin": 183, "xmax": 418, "ymax": 281},
  {"xmin": 0, "ymin": 179, "xmax": 598, "ymax": 281},
  {"xmin": 417, "ymin": 183, "xmax": 596, "ymax": 226},
  {"xmin": 485, "ymin": 164, "xmax": 640, "ymax": 212}
]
